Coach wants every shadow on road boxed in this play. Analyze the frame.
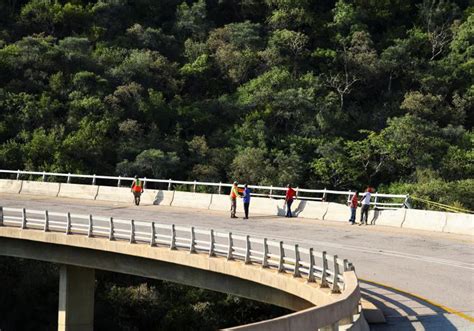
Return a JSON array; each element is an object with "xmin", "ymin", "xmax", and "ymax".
[{"xmin": 360, "ymin": 280, "xmax": 459, "ymax": 330}]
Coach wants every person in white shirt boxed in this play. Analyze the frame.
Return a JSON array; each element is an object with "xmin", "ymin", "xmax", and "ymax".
[{"xmin": 359, "ymin": 187, "xmax": 371, "ymax": 225}]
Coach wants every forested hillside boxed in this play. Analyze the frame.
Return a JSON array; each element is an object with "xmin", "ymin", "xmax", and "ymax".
[{"xmin": 0, "ymin": 0, "xmax": 472, "ymax": 208}]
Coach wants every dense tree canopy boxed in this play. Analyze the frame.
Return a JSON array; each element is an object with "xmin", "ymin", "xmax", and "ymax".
[{"xmin": 0, "ymin": 0, "xmax": 472, "ymax": 208}]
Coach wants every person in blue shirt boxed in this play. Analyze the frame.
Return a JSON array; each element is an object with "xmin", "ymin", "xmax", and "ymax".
[{"xmin": 242, "ymin": 184, "xmax": 251, "ymax": 219}]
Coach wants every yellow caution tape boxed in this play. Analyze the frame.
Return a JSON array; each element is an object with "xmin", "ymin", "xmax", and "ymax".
[{"xmin": 410, "ymin": 196, "xmax": 473, "ymax": 214}]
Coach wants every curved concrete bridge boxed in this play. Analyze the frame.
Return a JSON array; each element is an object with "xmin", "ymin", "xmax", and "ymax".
[
  {"xmin": 0, "ymin": 177, "xmax": 473, "ymax": 330},
  {"xmin": 0, "ymin": 206, "xmax": 365, "ymax": 331}
]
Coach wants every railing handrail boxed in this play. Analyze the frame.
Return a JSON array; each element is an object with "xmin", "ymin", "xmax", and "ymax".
[
  {"xmin": 0, "ymin": 169, "xmax": 409, "ymax": 209},
  {"xmin": 0, "ymin": 206, "xmax": 350, "ymax": 287}
]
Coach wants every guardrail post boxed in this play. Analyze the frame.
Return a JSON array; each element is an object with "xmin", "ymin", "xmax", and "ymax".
[
  {"xmin": 0, "ymin": 206, "xmax": 3, "ymax": 226},
  {"xmin": 244, "ymin": 235, "xmax": 251, "ymax": 264},
  {"xmin": 66, "ymin": 212, "xmax": 71, "ymax": 234},
  {"xmin": 130, "ymin": 219, "xmax": 135, "ymax": 243},
  {"xmin": 321, "ymin": 251, "xmax": 329, "ymax": 288},
  {"xmin": 16, "ymin": 169, "xmax": 20, "ymax": 180},
  {"xmin": 42, "ymin": 171, "xmax": 46, "ymax": 182},
  {"xmin": 43, "ymin": 210, "xmax": 49, "ymax": 232},
  {"xmin": 209, "ymin": 229, "xmax": 215, "ymax": 257},
  {"xmin": 190, "ymin": 227, "xmax": 196, "ymax": 253},
  {"xmin": 150, "ymin": 222, "xmax": 156, "ymax": 246},
  {"xmin": 67, "ymin": 173, "xmax": 71, "ymax": 184},
  {"xmin": 168, "ymin": 179, "xmax": 172, "ymax": 191},
  {"xmin": 143, "ymin": 177, "xmax": 147, "ymax": 189},
  {"xmin": 262, "ymin": 238, "xmax": 269, "ymax": 268},
  {"xmin": 296, "ymin": 187, "xmax": 299, "ymax": 199},
  {"xmin": 193, "ymin": 180, "xmax": 197, "ymax": 192},
  {"xmin": 227, "ymin": 232, "xmax": 233, "ymax": 260},
  {"xmin": 308, "ymin": 248, "xmax": 315, "ymax": 282},
  {"xmin": 269, "ymin": 185, "xmax": 273, "ymax": 198},
  {"xmin": 278, "ymin": 241, "xmax": 285, "ymax": 272},
  {"xmin": 88, "ymin": 215, "xmax": 93, "ymax": 237},
  {"xmin": 374, "ymin": 192, "xmax": 378, "ymax": 209},
  {"xmin": 109, "ymin": 217, "xmax": 114, "ymax": 240},
  {"xmin": 117, "ymin": 176, "xmax": 121, "ymax": 187},
  {"xmin": 332, "ymin": 255, "xmax": 341, "ymax": 293},
  {"xmin": 21, "ymin": 208, "xmax": 26, "ymax": 229},
  {"xmin": 293, "ymin": 244, "xmax": 301, "ymax": 277},
  {"xmin": 322, "ymin": 188, "xmax": 327, "ymax": 202},
  {"xmin": 170, "ymin": 224, "xmax": 176, "ymax": 250},
  {"xmin": 218, "ymin": 182, "xmax": 222, "ymax": 194},
  {"xmin": 92, "ymin": 174, "xmax": 96, "ymax": 185},
  {"xmin": 404, "ymin": 194, "xmax": 409, "ymax": 208},
  {"xmin": 347, "ymin": 192, "xmax": 352, "ymax": 204}
]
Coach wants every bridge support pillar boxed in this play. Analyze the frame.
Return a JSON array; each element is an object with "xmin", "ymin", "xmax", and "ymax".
[{"xmin": 58, "ymin": 265, "xmax": 95, "ymax": 331}]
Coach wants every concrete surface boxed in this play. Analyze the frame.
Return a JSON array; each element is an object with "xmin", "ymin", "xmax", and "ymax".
[
  {"xmin": 403, "ymin": 209, "xmax": 447, "ymax": 232},
  {"xmin": 0, "ymin": 194, "xmax": 472, "ymax": 330},
  {"xmin": 371, "ymin": 209, "xmax": 405, "ymax": 228},
  {"xmin": 171, "ymin": 191, "xmax": 212, "ymax": 209},
  {"xmin": 58, "ymin": 184, "xmax": 99, "ymax": 200},
  {"xmin": 58, "ymin": 265, "xmax": 94, "ymax": 331},
  {"xmin": 20, "ymin": 181, "xmax": 60, "ymax": 197},
  {"xmin": 444, "ymin": 212, "xmax": 474, "ymax": 236},
  {"xmin": 324, "ymin": 202, "xmax": 351, "ymax": 222},
  {"xmin": 294, "ymin": 201, "xmax": 328, "ymax": 220}
]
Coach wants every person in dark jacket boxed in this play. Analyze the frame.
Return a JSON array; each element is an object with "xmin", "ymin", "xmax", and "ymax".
[{"xmin": 242, "ymin": 184, "xmax": 251, "ymax": 219}]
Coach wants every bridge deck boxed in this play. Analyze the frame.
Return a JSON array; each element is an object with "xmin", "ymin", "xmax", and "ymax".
[{"xmin": 1, "ymin": 193, "xmax": 472, "ymax": 330}]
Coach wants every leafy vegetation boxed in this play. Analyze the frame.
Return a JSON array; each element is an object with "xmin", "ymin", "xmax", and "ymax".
[
  {"xmin": 0, "ymin": 1, "xmax": 472, "ymax": 210},
  {"xmin": 0, "ymin": 257, "xmax": 288, "ymax": 330}
]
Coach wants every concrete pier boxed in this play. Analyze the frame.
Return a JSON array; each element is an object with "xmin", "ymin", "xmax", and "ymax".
[{"xmin": 58, "ymin": 265, "xmax": 95, "ymax": 331}]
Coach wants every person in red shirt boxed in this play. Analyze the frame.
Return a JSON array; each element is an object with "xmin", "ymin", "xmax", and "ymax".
[
  {"xmin": 284, "ymin": 184, "xmax": 296, "ymax": 218},
  {"xmin": 348, "ymin": 191, "xmax": 359, "ymax": 225}
]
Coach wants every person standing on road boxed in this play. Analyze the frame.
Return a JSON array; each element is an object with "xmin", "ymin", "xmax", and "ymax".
[
  {"xmin": 348, "ymin": 191, "xmax": 359, "ymax": 225},
  {"xmin": 131, "ymin": 175, "xmax": 144, "ymax": 206},
  {"xmin": 359, "ymin": 187, "xmax": 371, "ymax": 225},
  {"xmin": 284, "ymin": 184, "xmax": 296, "ymax": 218},
  {"xmin": 242, "ymin": 184, "xmax": 251, "ymax": 219},
  {"xmin": 230, "ymin": 181, "xmax": 241, "ymax": 218}
]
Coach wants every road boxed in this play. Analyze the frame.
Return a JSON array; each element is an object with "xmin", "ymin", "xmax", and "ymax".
[{"xmin": 1, "ymin": 193, "xmax": 473, "ymax": 330}]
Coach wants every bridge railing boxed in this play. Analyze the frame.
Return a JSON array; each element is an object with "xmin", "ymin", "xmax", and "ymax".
[
  {"xmin": 0, "ymin": 169, "xmax": 408, "ymax": 209},
  {"xmin": 0, "ymin": 206, "xmax": 350, "ymax": 292}
]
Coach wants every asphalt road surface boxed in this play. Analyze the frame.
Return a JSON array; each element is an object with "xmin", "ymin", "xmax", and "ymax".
[{"xmin": 1, "ymin": 193, "xmax": 472, "ymax": 330}]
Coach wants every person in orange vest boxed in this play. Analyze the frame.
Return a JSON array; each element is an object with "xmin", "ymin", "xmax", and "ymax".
[
  {"xmin": 131, "ymin": 175, "xmax": 144, "ymax": 206},
  {"xmin": 229, "ymin": 181, "xmax": 241, "ymax": 218}
]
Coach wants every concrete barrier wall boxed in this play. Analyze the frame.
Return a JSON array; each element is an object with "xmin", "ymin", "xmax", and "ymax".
[
  {"xmin": 324, "ymin": 202, "xmax": 350, "ymax": 222},
  {"xmin": 373, "ymin": 209, "xmax": 406, "ymax": 228},
  {"xmin": 1, "ymin": 179, "xmax": 471, "ymax": 236},
  {"xmin": 141, "ymin": 190, "xmax": 174, "ymax": 206},
  {"xmin": 58, "ymin": 183, "xmax": 99, "ymax": 200},
  {"xmin": 20, "ymin": 181, "xmax": 60, "ymax": 197},
  {"xmin": 95, "ymin": 186, "xmax": 133, "ymax": 203},
  {"xmin": 209, "ymin": 194, "xmax": 231, "ymax": 212},
  {"xmin": 250, "ymin": 197, "xmax": 283, "ymax": 216},
  {"xmin": 402, "ymin": 209, "xmax": 447, "ymax": 232},
  {"xmin": 443, "ymin": 212, "xmax": 474, "ymax": 236},
  {"xmin": 0, "ymin": 179, "xmax": 22, "ymax": 194},
  {"xmin": 295, "ymin": 201, "xmax": 328, "ymax": 220},
  {"xmin": 171, "ymin": 191, "xmax": 212, "ymax": 210}
]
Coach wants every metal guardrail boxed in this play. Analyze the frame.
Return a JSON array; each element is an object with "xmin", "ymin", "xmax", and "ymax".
[
  {"xmin": 0, "ymin": 206, "xmax": 351, "ymax": 293},
  {"xmin": 0, "ymin": 169, "xmax": 408, "ymax": 209}
]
